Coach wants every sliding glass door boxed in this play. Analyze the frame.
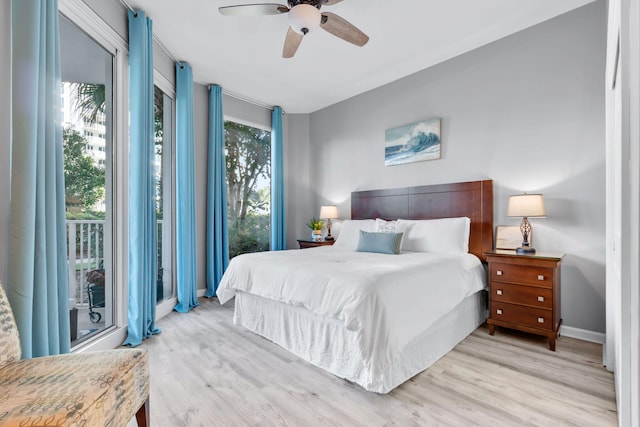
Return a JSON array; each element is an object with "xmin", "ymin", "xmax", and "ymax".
[
  {"xmin": 60, "ymin": 13, "xmax": 114, "ymax": 345},
  {"xmin": 154, "ymin": 85, "xmax": 175, "ymax": 303}
]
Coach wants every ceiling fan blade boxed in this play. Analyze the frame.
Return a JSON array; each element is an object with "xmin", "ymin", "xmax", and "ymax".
[
  {"xmin": 283, "ymin": 27, "xmax": 303, "ymax": 58},
  {"xmin": 219, "ymin": 3, "xmax": 289, "ymax": 16},
  {"xmin": 320, "ymin": 12, "xmax": 369, "ymax": 47},
  {"xmin": 321, "ymin": 0, "xmax": 344, "ymax": 5}
]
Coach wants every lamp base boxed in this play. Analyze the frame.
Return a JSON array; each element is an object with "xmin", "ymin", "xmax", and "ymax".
[
  {"xmin": 324, "ymin": 236, "xmax": 335, "ymax": 241},
  {"xmin": 516, "ymin": 246, "xmax": 536, "ymax": 254}
]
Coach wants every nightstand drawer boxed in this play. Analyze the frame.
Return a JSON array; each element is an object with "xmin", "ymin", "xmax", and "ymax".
[
  {"xmin": 491, "ymin": 301, "xmax": 553, "ymax": 331},
  {"xmin": 485, "ymin": 251, "xmax": 563, "ymax": 351},
  {"xmin": 490, "ymin": 282, "xmax": 553, "ymax": 309},
  {"xmin": 490, "ymin": 263, "xmax": 553, "ymax": 288}
]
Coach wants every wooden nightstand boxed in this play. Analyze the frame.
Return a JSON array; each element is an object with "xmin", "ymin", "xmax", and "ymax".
[
  {"xmin": 485, "ymin": 250, "xmax": 564, "ymax": 351},
  {"xmin": 297, "ymin": 239, "xmax": 335, "ymax": 249}
]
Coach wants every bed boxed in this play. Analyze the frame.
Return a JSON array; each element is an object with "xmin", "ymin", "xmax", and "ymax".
[{"xmin": 217, "ymin": 180, "xmax": 493, "ymax": 393}]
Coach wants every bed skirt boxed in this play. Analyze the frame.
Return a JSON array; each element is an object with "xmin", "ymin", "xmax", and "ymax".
[{"xmin": 234, "ymin": 290, "xmax": 487, "ymax": 393}]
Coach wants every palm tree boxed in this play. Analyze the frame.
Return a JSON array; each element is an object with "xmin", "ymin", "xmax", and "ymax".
[
  {"xmin": 71, "ymin": 82, "xmax": 165, "ymax": 216},
  {"xmin": 72, "ymin": 83, "xmax": 106, "ymax": 124}
]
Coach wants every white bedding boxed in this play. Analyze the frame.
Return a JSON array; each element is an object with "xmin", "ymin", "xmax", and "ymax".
[{"xmin": 217, "ymin": 246, "xmax": 486, "ymax": 391}]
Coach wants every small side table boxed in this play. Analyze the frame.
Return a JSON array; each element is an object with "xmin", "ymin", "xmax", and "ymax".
[
  {"xmin": 485, "ymin": 250, "xmax": 564, "ymax": 351},
  {"xmin": 297, "ymin": 239, "xmax": 335, "ymax": 249}
]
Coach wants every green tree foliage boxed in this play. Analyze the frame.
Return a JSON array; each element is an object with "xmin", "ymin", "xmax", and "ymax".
[
  {"xmin": 225, "ymin": 122, "xmax": 271, "ymax": 221},
  {"xmin": 225, "ymin": 121, "xmax": 271, "ymax": 257},
  {"xmin": 74, "ymin": 83, "xmax": 164, "ymax": 148},
  {"xmin": 153, "ymin": 86, "xmax": 164, "ymax": 154},
  {"xmin": 71, "ymin": 83, "xmax": 165, "ymax": 217},
  {"xmin": 73, "ymin": 83, "xmax": 106, "ymax": 125},
  {"xmin": 63, "ymin": 127, "xmax": 105, "ymax": 212},
  {"xmin": 153, "ymin": 86, "xmax": 165, "ymax": 219},
  {"xmin": 228, "ymin": 213, "xmax": 270, "ymax": 259}
]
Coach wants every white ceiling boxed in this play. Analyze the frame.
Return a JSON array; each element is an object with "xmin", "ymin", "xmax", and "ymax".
[{"xmin": 127, "ymin": 0, "xmax": 596, "ymax": 113}]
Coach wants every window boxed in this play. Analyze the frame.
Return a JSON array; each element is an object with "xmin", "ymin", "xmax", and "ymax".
[
  {"xmin": 225, "ymin": 121, "xmax": 271, "ymax": 258},
  {"xmin": 60, "ymin": 0, "xmax": 175, "ymax": 349},
  {"xmin": 60, "ymin": 10, "xmax": 116, "ymax": 346},
  {"xmin": 154, "ymin": 85, "xmax": 175, "ymax": 303}
]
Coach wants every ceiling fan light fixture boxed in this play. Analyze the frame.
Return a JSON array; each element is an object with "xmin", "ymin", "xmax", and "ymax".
[{"xmin": 289, "ymin": 4, "xmax": 321, "ymax": 35}]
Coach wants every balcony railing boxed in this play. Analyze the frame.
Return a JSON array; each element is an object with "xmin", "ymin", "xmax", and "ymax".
[
  {"xmin": 66, "ymin": 219, "xmax": 166, "ymax": 307},
  {"xmin": 66, "ymin": 220, "xmax": 104, "ymax": 307}
]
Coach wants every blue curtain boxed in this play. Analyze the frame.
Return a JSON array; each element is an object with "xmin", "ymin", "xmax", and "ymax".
[
  {"xmin": 124, "ymin": 10, "xmax": 160, "ymax": 346},
  {"xmin": 175, "ymin": 62, "xmax": 199, "ymax": 312},
  {"xmin": 7, "ymin": 0, "xmax": 70, "ymax": 358},
  {"xmin": 270, "ymin": 106, "xmax": 286, "ymax": 251},
  {"xmin": 206, "ymin": 85, "xmax": 229, "ymax": 297}
]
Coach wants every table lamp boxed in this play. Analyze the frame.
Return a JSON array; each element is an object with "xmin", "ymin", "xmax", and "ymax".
[
  {"xmin": 319, "ymin": 205, "xmax": 339, "ymax": 241},
  {"xmin": 507, "ymin": 193, "xmax": 546, "ymax": 254}
]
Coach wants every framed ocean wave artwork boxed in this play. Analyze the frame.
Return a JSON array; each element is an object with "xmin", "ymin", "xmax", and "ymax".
[{"xmin": 385, "ymin": 118, "xmax": 441, "ymax": 166}]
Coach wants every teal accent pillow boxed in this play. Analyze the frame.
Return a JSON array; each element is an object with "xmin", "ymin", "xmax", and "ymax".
[{"xmin": 356, "ymin": 231, "xmax": 404, "ymax": 255}]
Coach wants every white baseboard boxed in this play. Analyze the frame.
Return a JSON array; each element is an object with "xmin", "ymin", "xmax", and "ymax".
[
  {"xmin": 156, "ymin": 289, "xmax": 210, "ymax": 320},
  {"xmin": 561, "ymin": 325, "xmax": 605, "ymax": 344},
  {"xmin": 73, "ymin": 326, "xmax": 128, "ymax": 353},
  {"xmin": 156, "ymin": 297, "xmax": 178, "ymax": 320}
]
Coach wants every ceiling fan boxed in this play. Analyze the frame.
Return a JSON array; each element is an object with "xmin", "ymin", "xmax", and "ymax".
[{"xmin": 219, "ymin": 0, "xmax": 369, "ymax": 58}]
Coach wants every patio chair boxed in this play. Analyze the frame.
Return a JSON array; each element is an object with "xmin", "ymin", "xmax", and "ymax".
[{"xmin": 0, "ymin": 282, "xmax": 149, "ymax": 426}]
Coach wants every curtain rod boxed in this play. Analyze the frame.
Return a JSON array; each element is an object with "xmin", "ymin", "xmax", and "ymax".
[
  {"xmin": 120, "ymin": 0, "xmax": 278, "ymax": 113},
  {"xmin": 221, "ymin": 89, "xmax": 275, "ymax": 112},
  {"xmin": 120, "ymin": 0, "xmax": 179, "ymax": 64}
]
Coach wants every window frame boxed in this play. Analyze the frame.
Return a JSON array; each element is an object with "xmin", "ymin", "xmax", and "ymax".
[
  {"xmin": 223, "ymin": 116, "xmax": 273, "ymax": 258},
  {"xmin": 60, "ymin": 0, "xmax": 129, "ymax": 352},
  {"xmin": 153, "ymin": 71, "xmax": 178, "ymax": 319}
]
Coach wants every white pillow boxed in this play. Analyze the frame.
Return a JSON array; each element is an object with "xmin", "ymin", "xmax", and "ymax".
[
  {"xmin": 375, "ymin": 218, "xmax": 407, "ymax": 246},
  {"xmin": 397, "ymin": 217, "xmax": 471, "ymax": 254},
  {"xmin": 334, "ymin": 219, "xmax": 376, "ymax": 250}
]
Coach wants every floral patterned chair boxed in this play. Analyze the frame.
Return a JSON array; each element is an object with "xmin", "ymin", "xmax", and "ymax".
[{"xmin": 0, "ymin": 283, "xmax": 149, "ymax": 426}]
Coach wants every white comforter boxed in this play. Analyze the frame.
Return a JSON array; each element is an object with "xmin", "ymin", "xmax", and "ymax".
[{"xmin": 217, "ymin": 246, "xmax": 486, "ymax": 386}]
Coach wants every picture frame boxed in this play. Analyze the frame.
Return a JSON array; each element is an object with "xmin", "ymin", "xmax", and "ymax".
[
  {"xmin": 495, "ymin": 225, "xmax": 526, "ymax": 250},
  {"xmin": 385, "ymin": 118, "xmax": 441, "ymax": 166}
]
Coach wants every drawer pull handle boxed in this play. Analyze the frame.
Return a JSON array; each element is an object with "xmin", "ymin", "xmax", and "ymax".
[
  {"xmin": 496, "ymin": 270, "xmax": 503, "ymax": 276},
  {"xmin": 537, "ymin": 275, "xmax": 545, "ymax": 281},
  {"xmin": 537, "ymin": 317, "xmax": 545, "ymax": 323},
  {"xmin": 496, "ymin": 289, "xmax": 503, "ymax": 295},
  {"xmin": 537, "ymin": 296, "xmax": 545, "ymax": 302},
  {"xmin": 496, "ymin": 309, "xmax": 503, "ymax": 315}
]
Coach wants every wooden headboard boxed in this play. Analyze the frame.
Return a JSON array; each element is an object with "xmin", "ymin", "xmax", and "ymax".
[{"xmin": 351, "ymin": 180, "xmax": 494, "ymax": 262}]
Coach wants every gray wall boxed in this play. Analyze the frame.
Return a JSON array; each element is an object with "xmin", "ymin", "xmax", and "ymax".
[
  {"xmin": 285, "ymin": 114, "xmax": 314, "ymax": 248},
  {"xmin": 223, "ymin": 94, "xmax": 271, "ymax": 129},
  {"xmin": 306, "ymin": 2, "xmax": 607, "ymax": 333}
]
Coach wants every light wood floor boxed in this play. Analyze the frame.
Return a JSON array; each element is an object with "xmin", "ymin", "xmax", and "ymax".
[{"xmin": 133, "ymin": 297, "xmax": 617, "ymax": 426}]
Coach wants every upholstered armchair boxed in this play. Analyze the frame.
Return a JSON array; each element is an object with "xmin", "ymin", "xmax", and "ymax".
[{"xmin": 0, "ymin": 283, "xmax": 150, "ymax": 426}]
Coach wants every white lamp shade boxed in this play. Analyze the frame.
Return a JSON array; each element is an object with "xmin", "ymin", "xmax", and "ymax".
[
  {"xmin": 288, "ymin": 4, "xmax": 321, "ymax": 35},
  {"xmin": 319, "ymin": 205, "xmax": 339, "ymax": 219},
  {"xmin": 507, "ymin": 194, "xmax": 546, "ymax": 217}
]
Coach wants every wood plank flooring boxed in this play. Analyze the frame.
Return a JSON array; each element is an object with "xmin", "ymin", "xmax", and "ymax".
[{"xmin": 132, "ymin": 297, "xmax": 617, "ymax": 426}]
